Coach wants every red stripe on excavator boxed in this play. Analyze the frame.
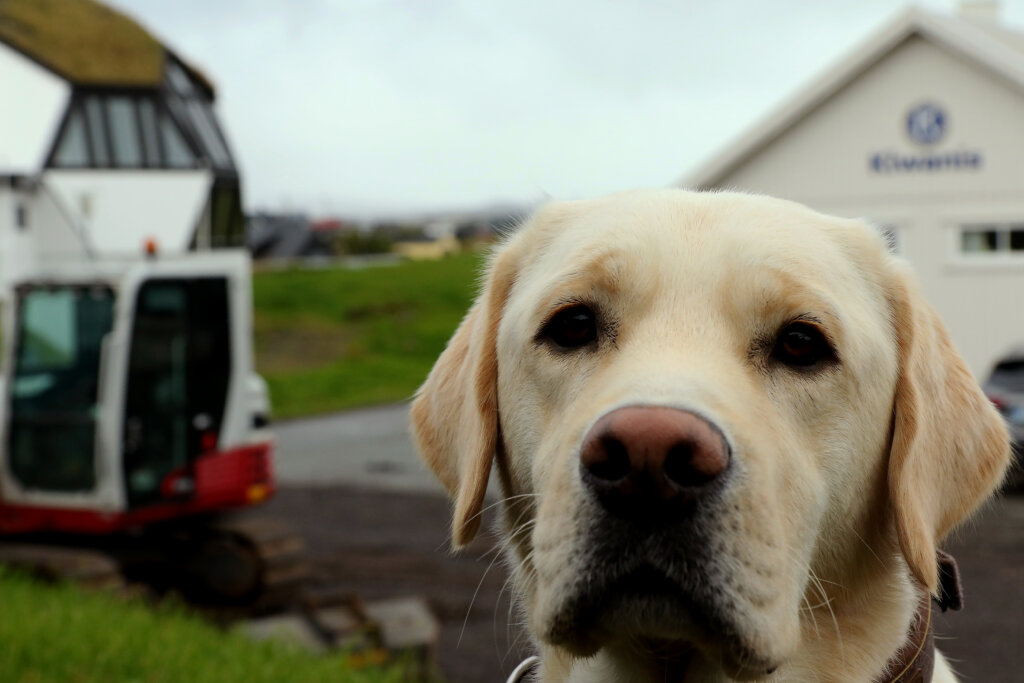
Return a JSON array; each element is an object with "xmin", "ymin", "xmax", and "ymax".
[{"xmin": 0, "ymin": 442, "xmax": 275, "ymax": 535}]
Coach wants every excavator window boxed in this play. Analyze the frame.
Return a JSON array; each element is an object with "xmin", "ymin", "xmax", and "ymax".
[{"xmin": 7, "ymin": 285, "xmax": 114, "ymax": 492}]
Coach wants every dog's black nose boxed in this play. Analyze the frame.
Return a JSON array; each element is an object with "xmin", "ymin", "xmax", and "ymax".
[{"xmin": 579, "ymin": 406, "xmax": 731, "ymax": 522}]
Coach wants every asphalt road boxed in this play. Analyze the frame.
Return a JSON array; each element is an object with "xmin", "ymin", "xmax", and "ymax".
[
  {"xmin": 274, "ymin": 403, "xmax": 444, "ymax": 494},
  {"xmin": 272, "ymin": 408, "xmax": 1024, "ymax": 682}
]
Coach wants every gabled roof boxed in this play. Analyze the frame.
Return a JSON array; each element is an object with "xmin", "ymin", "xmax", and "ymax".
[
  {"xmin": 0, "ymin": 0, "xmax": 213, "ymax": 95},
  {"xmin": 680, "ymin": 7, "xmax": 1024, "ymax": 189}
]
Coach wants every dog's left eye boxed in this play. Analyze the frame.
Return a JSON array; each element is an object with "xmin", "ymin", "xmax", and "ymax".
[
  {"xmin": 772, "ymin": 321, "xmax": 834, "ymax": 368},
  {"xmin": 540, "ymin": 304, "xmax": 598, "ymax": 350}
]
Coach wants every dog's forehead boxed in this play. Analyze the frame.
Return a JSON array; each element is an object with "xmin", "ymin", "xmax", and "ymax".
[{"xmin": 512, "ymin": 190, "xmax": 886, "ymax": 304}]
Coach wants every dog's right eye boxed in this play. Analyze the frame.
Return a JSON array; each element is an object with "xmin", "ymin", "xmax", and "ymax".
[
  {"xmin": 540, "ymin": 304, "xmax": 598, "ymax": 350},
  {"xmin": 772, "ymin": 320, "xmax": 835, "ymax": 369}
]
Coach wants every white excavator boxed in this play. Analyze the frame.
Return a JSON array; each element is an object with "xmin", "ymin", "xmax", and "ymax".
[{"xmin": 0, "ymin": 174, "xmax": 306, "ymax": 603}]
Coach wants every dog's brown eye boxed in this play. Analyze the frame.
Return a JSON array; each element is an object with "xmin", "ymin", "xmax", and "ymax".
[
  {"xmin": 773, "ymin": 322, "xmax": 833, "ymax": 368},
  {"xmin": 542, "ymin": 304, "xmax": 598, "ymax": 349}
]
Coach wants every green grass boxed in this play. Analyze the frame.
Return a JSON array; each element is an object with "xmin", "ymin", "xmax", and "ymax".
[
  {"xmin": 253, "ymin": 252, "xmax": 483, "ymax": 419},
  {"xmin": 0, "ymin": 569, "xmax": 404, "ymax": 683}
]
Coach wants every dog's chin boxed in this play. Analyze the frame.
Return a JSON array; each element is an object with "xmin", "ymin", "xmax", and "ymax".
[
  {"xmin": 544, "ymin": 565, "xmax": 702, "ymax": 653},
  {"xmin": 541, "ymin": 565, "xmax": 783, "ymax": 681}
]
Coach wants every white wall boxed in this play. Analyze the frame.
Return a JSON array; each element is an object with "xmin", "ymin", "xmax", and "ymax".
[
  {"xmin": 710, "ymin": 35, "xmax": 1024, "ymax": 377},
  {"xmin": 720, "ymin": 36, "xmax": 1024, "ymax": 205},
  {"xmin": 0, "ymin": 42, "xmax": 69, "ymax": 174},
  {"xmin": 42, "ymin": 170, "xmax": 213, "ymax": 255},
  {"xmin": 0, "ymin": 187, "xmax": 41, "ymax": 300}
]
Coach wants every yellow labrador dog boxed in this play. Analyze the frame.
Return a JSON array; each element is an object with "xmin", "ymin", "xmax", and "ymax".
[{"xmin": 411, "ymin": 190, "xmax": 1010, "ymax": 682}]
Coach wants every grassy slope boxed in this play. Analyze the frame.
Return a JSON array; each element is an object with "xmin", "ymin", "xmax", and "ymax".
[
  {"xmin": 253, "ymin": 252, "xmax": 482, "ymax": 419},
  {"xmin": 0, "ymin": 570, "xmax": 402, "ymax": 683}
]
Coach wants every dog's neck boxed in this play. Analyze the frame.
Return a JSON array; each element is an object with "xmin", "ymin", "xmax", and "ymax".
[
  {"xmin": 874, "ymin": 551, "xmax": 962, "ymax": 683},
  {"xmin": 876, "ymin": 591, "xmax": 934, "ymax": 683}
]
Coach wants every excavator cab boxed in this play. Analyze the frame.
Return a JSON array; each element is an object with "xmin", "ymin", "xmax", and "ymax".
[
  {"xmin": 0, "ymin": 253, "xmax": 304, "ymax": 603},
  {"xmin": 0, "ymin": 252, "xmax": 273, "ymax": 533}
]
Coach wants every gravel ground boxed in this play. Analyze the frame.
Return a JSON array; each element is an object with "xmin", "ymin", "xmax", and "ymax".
[
  {"xmin": 262, "ymin": 486, "xmax": 1024, "ymax": 683},
  {"xmin": 933, "ymin": 492, "xmax": 1024, "ymax": 682},
  {"xmin": 262, "ymin": 487, "xmax": 527, "ymax": 683}
]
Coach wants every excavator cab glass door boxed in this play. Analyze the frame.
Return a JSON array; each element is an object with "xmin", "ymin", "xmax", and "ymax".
[
  {"xmin": 6, "ymin": 285, "xmax": 115, "ymax": 492},
  {"xmin": 122, "ymin": 277, "xmax": 231, "ymax": 507}
]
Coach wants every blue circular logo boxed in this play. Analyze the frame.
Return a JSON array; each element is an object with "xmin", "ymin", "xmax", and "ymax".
[{"xmin": 906, "ymin": 103, "xmax": 946, "ymax": 145}]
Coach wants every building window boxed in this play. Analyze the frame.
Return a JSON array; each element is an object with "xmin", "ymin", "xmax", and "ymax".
[
  {"xmin": 187, "ymin": 99, "xmax": 233, "ymax": 169},
  {"xmin": 52, "ymin": 108, "xmax": 90, "ymax": 167},
  {"xmin": 108, "ymin": 96, "xmax": 143, "ymax": 167},
  {"xmin": 164, "ymin": 89, "xmax": 234, "ymax": 171},
  {"xmin": 83, "ymin": 96, "xmax": 110, "ymax": 166},
  {"xmin": 50, "ymin": 95, "xmax": 200, "ymax": 170},
  {"xmin": 137, "ymin": 98, "xmax": 162, "ymax": 167},
  {"xmin": 961, "ymin": 224, "xmax": 1024, "ymax": 255},
  {"xmin": 159, "ymin": 111, "xmax": 196, "ymax": 168}
]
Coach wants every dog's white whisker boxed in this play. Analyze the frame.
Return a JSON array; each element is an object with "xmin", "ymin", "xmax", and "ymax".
[
  {"xmin": 809, "ymin": 568, "xmax": 845, "ymax": 665},
  {"xmin": 459, "ymin": 541, "xmax": 508, "ymax": 648},
  {"xmin": 803, "ymin": 596, "xmax": 836, "ymax": 610},
  {"xmin": 500, "ymin": 579, "xmax": 518, "ymax": 664},
  {"xmin": 851, "ymin": 528, "xmax": 886, "ymax": 568},
  {"xmin": 473, "ymin": 493, "xmax": 541, "ymax": 526},
  {"xmin": 444, "ymin": 493, "xmax": 541, "ymax": 553},
  {"xmin": 802, "ymin": 593, "xmax": 822, "ymax": 641}
]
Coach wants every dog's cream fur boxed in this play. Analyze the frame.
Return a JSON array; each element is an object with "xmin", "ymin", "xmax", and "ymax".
[{"xmin": 411, "ymin": 190, "xmax": 1010, "ymax": 682}]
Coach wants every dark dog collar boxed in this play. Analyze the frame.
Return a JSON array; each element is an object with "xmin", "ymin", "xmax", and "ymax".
[
  {"xmin": 507, "ymin": 553, "xmax": 963, "ymax": 683},
  {"xmin": 877, "ymin": 550, "xmax": 963, "ymax": 683}
]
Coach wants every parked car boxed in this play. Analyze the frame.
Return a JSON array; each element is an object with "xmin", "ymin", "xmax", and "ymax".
[{"xmin": 983, "ymin": 349, "xmax": 1024, "ymax": 489}]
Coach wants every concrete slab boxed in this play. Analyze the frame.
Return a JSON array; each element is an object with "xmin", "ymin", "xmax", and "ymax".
[
  {"xmin": 364, "ymin": 596, "xmax": 440, "ymax": 651},
  {"xmin": 239, "ymin": 614, "xmax": 327, "ymax": 654}
]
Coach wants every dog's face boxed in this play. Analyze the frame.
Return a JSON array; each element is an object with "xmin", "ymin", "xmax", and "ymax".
[{"xmin": 412, "ymin": 190, "xmax": 1008, "ymax": 680}]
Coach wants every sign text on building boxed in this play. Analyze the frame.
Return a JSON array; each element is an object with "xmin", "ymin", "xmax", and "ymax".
[{"xmin": 868, "ymin": 103, "xmax": 983, "ymax": 174}]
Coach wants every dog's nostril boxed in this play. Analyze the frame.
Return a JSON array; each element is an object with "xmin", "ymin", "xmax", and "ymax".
[
  {"xmin": 664, "ymin": 443, "xmax": 719, "ymax": 488},
  {"xmin": 664, "ymin": 444, "xmax": 699, "ymax": 487},
  {"xmin": 586, "ymin": 437, "xmax": 631, "ymax": 482}
]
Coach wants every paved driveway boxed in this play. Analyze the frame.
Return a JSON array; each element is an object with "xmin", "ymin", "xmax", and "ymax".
[{"xmin": 273, "ymin": 402, "xmax": 446, "ymax": 494}]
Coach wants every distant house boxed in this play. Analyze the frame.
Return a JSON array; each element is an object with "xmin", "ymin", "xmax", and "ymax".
[
  {"xmin": 392, "ymin": 233, "xmax": 460, "ymax": 261},
  {"xmin": 247, "ymin": 213, "xmax": 332, "ymax": 260},
  {"xmin": 311, "ymin": 218, "xmax": 348, "ymax": 234},
  {"xmin": 0, "ymin": 0, "xmax": 244, "ymax": 298},
  {"xmin": 680, "ymin": 5, "xmax": 1024, "ymax": 376}
]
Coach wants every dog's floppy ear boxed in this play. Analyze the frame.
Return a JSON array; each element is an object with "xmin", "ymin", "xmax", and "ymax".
[
  {"xmin": 411, "ymin": 245, "xmax": 519, "ymax": 547},
  {"xmin": 887, "ymin": 262, "xmax": 1010, "ymax": 592}
]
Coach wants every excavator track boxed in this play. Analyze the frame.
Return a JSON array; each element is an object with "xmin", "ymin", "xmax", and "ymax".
[
  {"xmin": 179, "ymin": 514, "xmax": 310, "ymax": 607},
  {"xmin": 0, "ymin": 514, "xmax": 308, "ymax": 610},
  {"xmin": 0, "ymin": 542, "xmax": 123, "ymax": 591}
]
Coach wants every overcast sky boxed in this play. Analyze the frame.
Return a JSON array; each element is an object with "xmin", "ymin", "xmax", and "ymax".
[{"xmin": 106, "ymin": 0, "xmax": 1024, "ymax": 217}]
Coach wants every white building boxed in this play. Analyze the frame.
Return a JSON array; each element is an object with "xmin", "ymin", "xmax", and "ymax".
[
  {"xmin": 681, "ymin": 5, "xmax": 1024, "ymax": 377},
  {"xmin": 0, "ymin": 0, "xmax": 244, "ymax": 300}
]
